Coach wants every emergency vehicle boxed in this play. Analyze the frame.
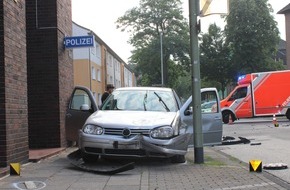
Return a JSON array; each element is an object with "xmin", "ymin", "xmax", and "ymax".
[{"xmin": 220, "ymin": 70, "xmax": 290, "ymax": 123}]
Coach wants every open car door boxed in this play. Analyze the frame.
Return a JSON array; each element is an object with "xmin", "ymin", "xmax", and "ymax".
[
  {"xmin": 180, "ymin": 88, "xmax": 223, "ymax": 146},
  {"xmin": 65, "ymin": 86, "xmax": 98, "ymax": 143}
]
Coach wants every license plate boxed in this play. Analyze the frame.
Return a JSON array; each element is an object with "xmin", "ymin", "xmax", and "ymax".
[{"xmin": 113, "ymin": 141, "xmax": 140, "ymax": 149}]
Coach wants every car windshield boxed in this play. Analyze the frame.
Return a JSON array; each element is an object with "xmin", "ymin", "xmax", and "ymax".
[{"xmin": 101, "ymin": 89, "xmax": 178, "ymax": 112}]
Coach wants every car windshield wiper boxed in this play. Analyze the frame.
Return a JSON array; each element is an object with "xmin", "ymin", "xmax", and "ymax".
[
  {"xmin": 153, "ymin": 92, "xmax": 170, "ymax": 112},
  {"xmin": 143, "ymin": 93, "xmax": 147, "ymax": 111}
]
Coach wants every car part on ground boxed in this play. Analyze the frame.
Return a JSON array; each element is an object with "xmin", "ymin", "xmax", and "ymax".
[
  {"xmin": 250, "ymin": 142, "xmax": 262, "ymax": 146},
  {"xmin": 67, "ymin": 149, "xmax": 135, "ymax": 175},
  {"xmin": 263, "ymin": 163, "xmax": 288, "ymax": 170},
  {"xmin": 221, "ymin": 136, "xmax": 250, "ymax": 145}
]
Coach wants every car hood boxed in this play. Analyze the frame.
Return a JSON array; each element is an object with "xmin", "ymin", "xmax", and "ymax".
[{"xmin": 85, "ymin": 111, "xmax": 178, "ymax": 129}]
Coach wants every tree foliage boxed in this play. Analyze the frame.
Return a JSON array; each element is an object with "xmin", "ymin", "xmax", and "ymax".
[
  {"xmin": 116, "ymin": 0, "xmax": 190, "ymax": 87},
  {"xmin": 200, "ymin": 24, "xmax": 234, "ymax": 98},
  {"xmin": 225, "ymin": 0, "xmax": 284, "ymax": 76},
  {"xmin": 116, "ymin": 0, "xmax": 285, "ymax": 97}
]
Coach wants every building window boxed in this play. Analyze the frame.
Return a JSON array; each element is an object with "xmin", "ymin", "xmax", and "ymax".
[
  {"xmin": 93, "ymin": 92, "xmax": 97, "ymax": 102},
  {"xmin": 98, "ymin": 93, "xmax": 102, "ymax": 106},
  {"xmin": 97, "ymin": 69, "xmax": 101, "ymax": 81},
  {"xmin": 109, "ymin": 55, "xmax": 112, "ymax": 67},
  {"xmin": 91, "ymin": 46, "xmax": 96, "ymax": 55},
  {"xmin": 92, "ymin": 66, "xmax": 96, "ymax": 80}
]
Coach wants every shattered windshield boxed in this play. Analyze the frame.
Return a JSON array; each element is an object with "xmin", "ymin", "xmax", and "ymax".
[{"xmin": 101, "ymin": 89, "xmax": 178, "ymax": 112}]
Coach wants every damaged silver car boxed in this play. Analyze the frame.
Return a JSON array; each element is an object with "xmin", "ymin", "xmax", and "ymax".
[
  {"xmin": 81, "ymin": 87, "xmax": 191, "ymax": 163},
  {"xmin": 65, "ymin": 86, "xmax": 223, "ymax": 163}
]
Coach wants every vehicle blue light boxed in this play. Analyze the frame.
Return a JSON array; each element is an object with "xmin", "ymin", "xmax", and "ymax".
[{"xmin": 238, "ymin": 75, "xmax": 246, "ymax": 82}]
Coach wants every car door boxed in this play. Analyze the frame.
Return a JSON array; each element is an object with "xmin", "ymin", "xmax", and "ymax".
[
  {"xmin": 180, "ymin": 88, "xmax": 223, "ymax": 146},
  {"xmin": 229, "ymin": 86, "xmax": 252, "ymax": 118},
  {"xmin": 65, "ymin": 86, "xmax": 98, "ymax": 143}
]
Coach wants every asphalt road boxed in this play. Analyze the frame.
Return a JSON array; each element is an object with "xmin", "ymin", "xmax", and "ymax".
[{"xmin": 213, "ymin": 116, "xmax": 290, "ymax": 184}]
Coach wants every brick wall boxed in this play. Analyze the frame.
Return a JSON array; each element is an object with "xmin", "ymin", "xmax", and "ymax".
[
  {"xmin": 57, "ymin": 0, "xmax": 74, "ymax": 146},
  {"xmin": 26, "ymin": 0, "xmax": 73, "ymax": 148},
  {"xmin": 0, "ymin": 0, "xmax": 28, "ymax": 167},
  {"xmin": 0, "ymin": 1, "xmax": 5, "ymax": 167}
]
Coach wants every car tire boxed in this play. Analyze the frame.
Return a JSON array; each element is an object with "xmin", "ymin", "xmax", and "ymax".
[
  {"xmin": 222, "ymin": 111, "xmax": 234, "ymax": 124},
  {"xmin": 171, "ymin": 155, "xmax": 186, "ymax": 163},
  {"xmin": 81, "ymin": 152, "xmax": 99, "ymax": 163},
  {"xmin": 286, "ymin": 109, "xmax": 290, "ymax": 120}
]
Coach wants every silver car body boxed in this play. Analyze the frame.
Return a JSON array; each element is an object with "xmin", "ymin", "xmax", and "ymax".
[
  {"xmin": 65, "ymin": 86, "xmax": 223, "ymax": 159},
  {"xmin": 79, "ymin": 87, "xmax": 191, "ymax": 158}
]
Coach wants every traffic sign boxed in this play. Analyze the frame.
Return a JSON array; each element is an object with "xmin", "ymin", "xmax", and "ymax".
[{"xmin": 64, "ymin": 35, "xmax": 94, "ymax": 48}]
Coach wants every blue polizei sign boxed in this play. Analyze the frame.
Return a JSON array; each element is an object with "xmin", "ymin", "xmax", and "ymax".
[{"xmin": 64, "ymin": 35, "xmax": 94, "ymax": 48}]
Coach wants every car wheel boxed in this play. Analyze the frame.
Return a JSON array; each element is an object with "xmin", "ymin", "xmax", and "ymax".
[
  {"xmin": 171, "ymin": 155, "xmax": 186, "ymax": 163},
  {"xmin": 81, "ymin": 152, "xmax": 99, "ymax": 163},
  {"xmin": 286, "ymin": 109, "xmax": 290, "ymax": 120},
  {"xmin": 222, "ymin": 111, "xmax": 233, "ymax": 124}
]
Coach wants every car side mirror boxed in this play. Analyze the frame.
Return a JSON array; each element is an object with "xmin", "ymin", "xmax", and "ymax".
[
  {"xmin": 184, "ymin": 106, "xmax": 193, "ymax": 116},
  {"xmin": 80, "ymin": 104, "xmax": 90, "ymax": 111}
]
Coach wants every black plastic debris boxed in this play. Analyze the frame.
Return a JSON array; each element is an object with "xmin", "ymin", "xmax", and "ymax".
[
  {"xmin": 222, "ymin": 136, "xmax": 251, "ymax": 145},
  {"xmin": 67, "ymin": 149, "xmax": 135, "ymax": 175},
  {"xmin": 250, "ymin": 142, "xmax": 262, "ymax": 146}
]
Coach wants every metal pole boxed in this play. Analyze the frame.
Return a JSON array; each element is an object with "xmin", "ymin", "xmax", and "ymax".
[
  {"xmin": 160, "ymin": 32, "xmax": 164, "ymax": 86},
  {"xmin": 189, "ymin": 0, "xmax": 204, "ymax": 164},
  {"xmin": 88, "ymin": 31, "xmax": 93, "ymax": 91}
]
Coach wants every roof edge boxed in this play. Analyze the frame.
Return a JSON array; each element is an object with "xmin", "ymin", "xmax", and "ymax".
[{"xmin": 277, "ymin": 3, "xmax": 290, "ymax": 14}]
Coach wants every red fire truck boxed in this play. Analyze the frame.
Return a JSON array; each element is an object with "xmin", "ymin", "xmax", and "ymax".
[{"xmin": 220, "ymin": 70, "xmax": 290, "ymax": 123}]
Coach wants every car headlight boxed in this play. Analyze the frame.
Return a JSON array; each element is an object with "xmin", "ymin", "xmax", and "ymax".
[
  {"xmin": 83, "ymin": 124, "xmax": 103, "ymax": 135},
  {"xmin": 150, "ymin": 126, "xmax": 174, "ymax": 139}
]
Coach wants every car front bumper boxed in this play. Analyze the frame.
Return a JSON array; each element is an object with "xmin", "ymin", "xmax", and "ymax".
[{"xmin": 78, "ymin": 131, "xmax": 192, "ymax": 158}]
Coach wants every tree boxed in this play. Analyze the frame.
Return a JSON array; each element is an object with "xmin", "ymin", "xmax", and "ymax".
[
  {"xmin": 116, "ymin": 0, "xmax": 190, "ymax": 87},
  {"xmin": 200, "ymin": 24, "xmax": 234, "ymax": 98},
  {"xmin": 174, "ymin": 71, "xmax": 191, "ymax": 101},
  {"xmin": 225, "ymin": 0, "xmax": 284, "ymax": 76}
]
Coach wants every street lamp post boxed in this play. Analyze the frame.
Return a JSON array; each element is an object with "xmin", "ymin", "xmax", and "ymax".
[
  {"xmin": 189, "ymin": 0, "xmax": 204, "ymax": 164},
  {"xmin": 160, "ymin": 31, "xmax": 164, "ymax": 86}
]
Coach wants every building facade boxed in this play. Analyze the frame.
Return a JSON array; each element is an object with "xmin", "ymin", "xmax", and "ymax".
[
  {"xmin": 72, "ymin": 22, "xmax": 136, "ymax": 106},
  {"xmin": 278, "ymin": 3, "xmax": 290, "ymax": 69},
  {"xmin": 0, "ymin": 2, "xmax": 135, "ymax": 170},
  {"xmin": 0, "ymin": 0, "xmax": 73, "ymax": 168}
]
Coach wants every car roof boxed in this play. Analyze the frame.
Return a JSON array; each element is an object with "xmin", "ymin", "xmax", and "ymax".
[{"xmin": 115, "ymin": 86, "xmax": 173, "ymax": 92}]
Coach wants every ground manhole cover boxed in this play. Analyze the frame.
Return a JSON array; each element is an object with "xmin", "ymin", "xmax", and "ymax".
[{"xmin": 13, "ymin": 181, "xmax": 46, "ymax": 190}]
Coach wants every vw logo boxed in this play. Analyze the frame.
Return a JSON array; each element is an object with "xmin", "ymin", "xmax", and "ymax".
[{"xmin": 122, "ymin": 128, "xmax": 131, "ymax": 137}]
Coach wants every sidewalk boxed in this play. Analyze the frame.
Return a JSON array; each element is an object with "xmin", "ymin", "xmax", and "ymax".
[{"xmin": 0, "ymin": 146, "xmax": 289, "ymax": 190}]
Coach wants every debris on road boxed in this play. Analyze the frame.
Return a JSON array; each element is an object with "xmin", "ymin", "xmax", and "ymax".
[
  {"xmin": 67, "ymin": 149, "xmax": 135, "ymax": 175},
  {"xmin": 222, "ymin": 136, "xmax": 251, "ymax": 145},
  {"xmin": 263, "ymin": 163, "xmax": 288, "ymax": 170}
]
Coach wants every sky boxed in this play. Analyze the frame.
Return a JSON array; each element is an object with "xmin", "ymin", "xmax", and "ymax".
[{"xmin": 72, "ymin": 0, "xmax": 289, "ymax": 63}]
